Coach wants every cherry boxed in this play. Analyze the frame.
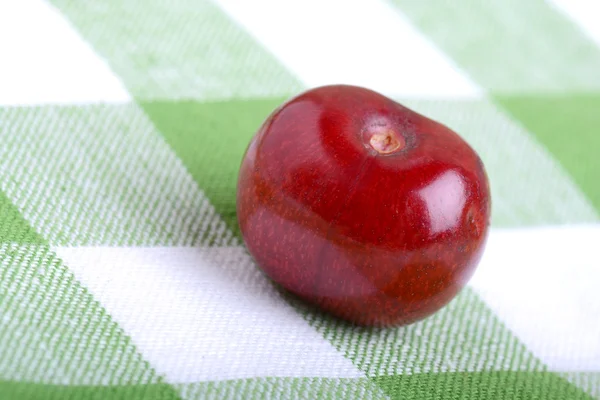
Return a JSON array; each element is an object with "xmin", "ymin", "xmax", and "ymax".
[{"xmin": 236, "ymin": 85, "xmax": 491, "ymax": 327}]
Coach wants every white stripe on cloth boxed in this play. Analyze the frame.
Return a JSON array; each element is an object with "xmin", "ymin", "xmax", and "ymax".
[
  {"xmin": 212, "ymin": 0, "xmax": 481, "ymax": 99},
  {"xmin": 0, "ymin": 0, "xmax": 130, "ymax": 105},
  {"xmin": 549, "ymin": 0, "xmax": 600, "ymax": 46},
  {"xmin": 470, "ymin": 225, "xmax": 600, "ymax": 371},
  {"xmin": 54, "ymin": 245, "xmax": 364, "ymax": 383},
  {"xmin": 55, "ymin": 225, "xmax": 600, "ymax": 382}
]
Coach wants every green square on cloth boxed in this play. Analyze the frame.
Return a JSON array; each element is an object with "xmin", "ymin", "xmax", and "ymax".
[{"xmin": 0, "ymin": 0, "xmax": 599, "ymax": 399}]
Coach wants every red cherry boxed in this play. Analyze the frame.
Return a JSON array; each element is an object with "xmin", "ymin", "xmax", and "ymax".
[{"xmin": 236, "ymin": 85, "xmax": 491, "ymax": 327}]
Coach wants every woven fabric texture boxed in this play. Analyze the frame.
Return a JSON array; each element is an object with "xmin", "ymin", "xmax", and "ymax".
[{"xmin": 0, "ymin": 0, "xmax": 599, "ymax": 399}]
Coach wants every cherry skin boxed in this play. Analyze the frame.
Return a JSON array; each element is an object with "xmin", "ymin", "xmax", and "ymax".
[{"xmin": 236, "ymin": 85, "xmax": 491, "ymax": 327}]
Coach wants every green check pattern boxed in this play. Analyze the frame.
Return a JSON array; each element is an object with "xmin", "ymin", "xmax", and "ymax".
[{"xmin": 0, "ymin": 0, "xmax": 599, "ymax": 399}]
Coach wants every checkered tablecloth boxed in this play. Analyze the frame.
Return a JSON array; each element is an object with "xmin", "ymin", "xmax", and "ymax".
[{"xmin": 0, "ymin": 0, "xmax": 599, "ymax": 399}]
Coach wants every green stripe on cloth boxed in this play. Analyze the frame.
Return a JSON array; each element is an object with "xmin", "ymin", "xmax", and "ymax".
[
  {"xmin": 49, "ymin": 0, "xmax": 303, "ymax": 100},
  {"xmin": 0, "ymin": 377, "xmax": 386, "ymax": 400},
  {"xmin": 496, "ymin": 94, "xmax": 600, "ymax": 210},
  {"xmin": 140, "ymin": 98, "xmax": 286, "ymax": 237},
  {"xmin": 0, "ymin": 381, "xmax": 179, "ymax": 400},
  {"xmin": 0, "ymin": 192, "xmax": 44, "ymax": 244},
  {"xmin": 374, "ymin": 371, "xmax": 593, "ymax": 400},
  {"xmin": 1, "ymin": 372, "xmax": 592, "ymax": 400}
]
